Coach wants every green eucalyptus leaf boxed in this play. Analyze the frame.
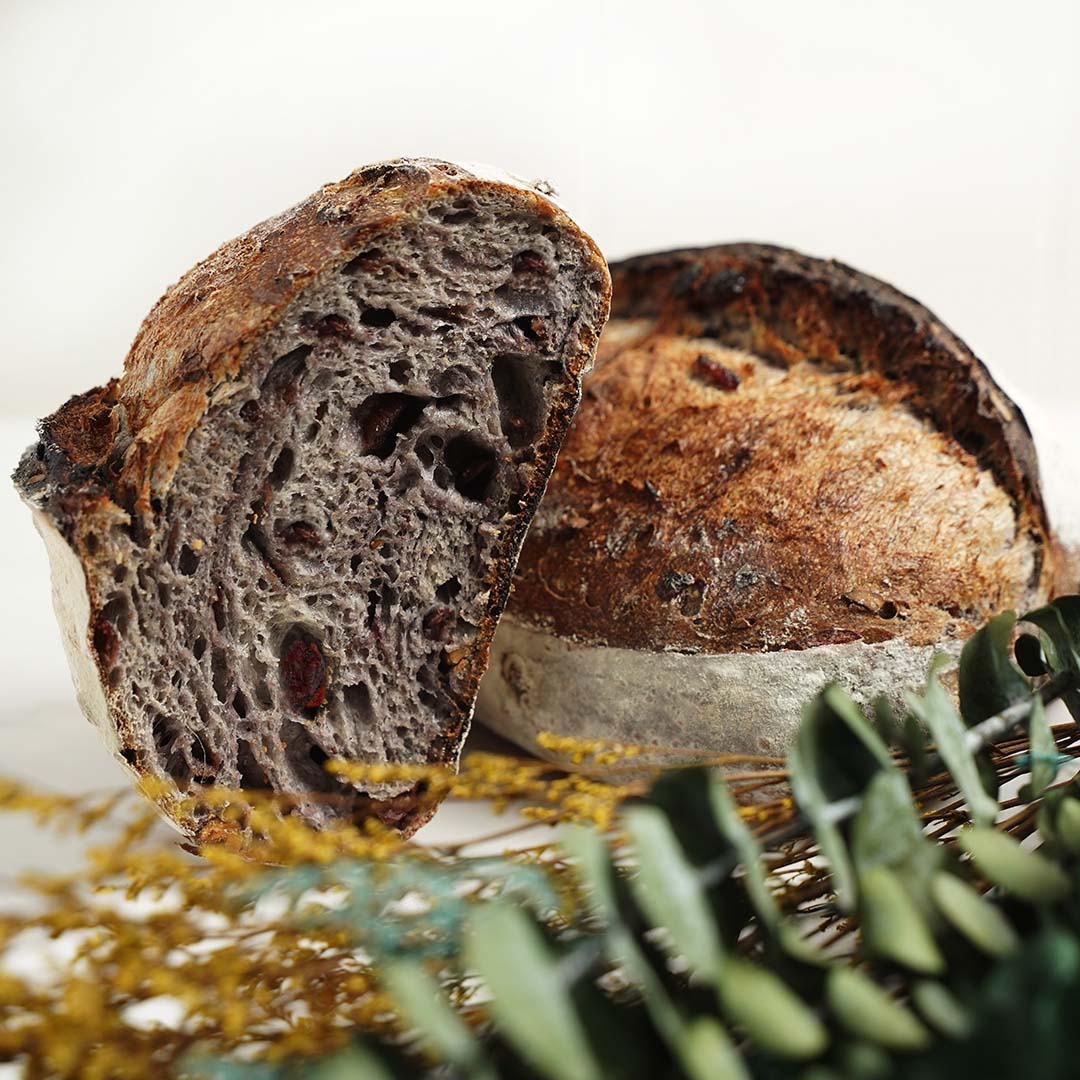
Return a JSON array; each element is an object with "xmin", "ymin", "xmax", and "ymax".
[
  {"xmin": 466, "ymin": 904, "xmax": 603, "ymax": 1080},
  {"xmin": 826, "ymin": 967, "xmax": 932, "ymax": 1052},
  {"xmin": 1027, "ymin": 694, "xmax": 1056, "ymax": 797},
  {"xmin": 382, "ymin": 960, "xmax": 481, "ymax": 1070},
  {"xmin": 929, "ymin": 870, "xmax": 1019, "ymax": 957},
  {"xmin": 561, "ymin": 825, "xmax": 733, "ymax": 1080},
  {"xmin": 958, "ymin": 826, "xmax": 1071, "ymax": 903},
  {"xmin": 305, "ymin": 1046, "xmax": 396, "ymax": 1080},
  {"xmin": 708, "ymin": 777, "xmax": 776, "ymax": 924},
  {"xmin": 858, "ymin": 864, "xmax": 944, "ymax": 974},
  {"xmin": 1053, "ymin": 796, "xmax": 1080, "ymax": 855},
  {"xmin": 1023, "ymin": 599, "xmax": 1080, "ymax": 722},
  {"xmin": 178, "ymin": 1059, "xmax": 285, "ymax": 1080},
  {"xmin": 906, "ymin": 663, "xmax": 999, "ymax": 825},
  {"xmin": 708, "ymin": 778, "xmax": 828, "ymax": 966},
  {"xmin": 788, "ymin": 684, "xmax": 892, "ymax": 910},
  {"xmin": 625, "ymin": 805, "xmax": 724, "ymax": 978},
  {"xmin": 680, "ymin": 1018, "xmax": 751, "ymax": 1080},
  {"xmin": 1023, "ymin": 598, "xmax": 1080, "ymax": 677},
  {"xmin": 911, "ymin": 979, "xmax": 974, "ymax": 1040},
  {"xmin": 958, "ymin": 611, "xmax": 1030, "ymax": 724},
  {"xmin": 560, "ymin": 825, "xmax": 618, "ymax": 922},
  {"xmin": 717, "ymin": 959, "xmax": 829, "ymax": 1060},
  {"xmin": 850, "ymin": 769, "xmax": 925, "ymax": 871}
]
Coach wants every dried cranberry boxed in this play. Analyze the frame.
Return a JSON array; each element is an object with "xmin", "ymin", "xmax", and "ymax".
[
  {"xmin": 92, "ymin": 617, "xmax": 119, "ymax": 668},
  {"xmin": 356, "ymin": 394, "xmax": 427, "ymax": 458},
  {"xmin": 280, "ymin": 636, "xmax": 327, "ymax": 711},
  {"xmin": 422, "ymin": 607, "xmax": 455, "ymax": 642},
  {"xmin": 694, "ymin": 354, "xmax": 741, "ymax": 391},
  {"xmin": 280, "ymin": 521, "xmax": 322, "ymax": 547},
  {"xmin": 301, "ymin": 312, "xmax": 352, "ymax": 339},
  {"xmin": 512, "ymin": 250, "xmax": 548, "ymax": 275}
]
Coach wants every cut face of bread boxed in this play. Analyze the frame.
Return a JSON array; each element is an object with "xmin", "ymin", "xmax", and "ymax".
[
  {"xmin": 477, "ymin": 243, "xmax": 1057, "ymax": 762},
  {"xmin": 13, "ymin": 160, "xmax": 611, "ymax": 835}
]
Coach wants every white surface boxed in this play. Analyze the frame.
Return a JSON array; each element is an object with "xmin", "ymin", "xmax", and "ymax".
[
  {"xmin": 2, "ymin": 0, "xmax": 1079, "ymax": 420},
  {"xmin": 0, "ymin": 0, "xmax": 1078, "ymax": 996}
]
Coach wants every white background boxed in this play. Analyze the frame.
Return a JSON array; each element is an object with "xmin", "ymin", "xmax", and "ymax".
[{"xmin": 1, "ymin": 0, "xmax": 1078, "ymax": 871}]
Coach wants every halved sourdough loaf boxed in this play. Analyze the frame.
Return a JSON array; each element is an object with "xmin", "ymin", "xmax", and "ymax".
[
  {"xmin": 13, "ymin": 159, "xmax": 611, "ymax": 837},
  {"xmin": 477, "ymin": 243, "xmax": 1062, "ymax": 764}
]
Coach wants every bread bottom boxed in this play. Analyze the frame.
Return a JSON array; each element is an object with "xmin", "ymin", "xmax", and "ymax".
[{"xmin": 476, "ymin": 615, "xmax": 959, "ymax": 767}]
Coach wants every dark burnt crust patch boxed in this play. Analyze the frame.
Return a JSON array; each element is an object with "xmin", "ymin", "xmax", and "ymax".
[
  {"xmin": 508, "ymin": 243, "xmax": 1054, "ymax": 658},
  {"xmin": 11, "ymin": 159, "xmax": 611, "ymax": 840}
]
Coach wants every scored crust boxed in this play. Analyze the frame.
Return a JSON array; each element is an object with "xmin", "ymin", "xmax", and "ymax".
[
  {"xmin": 507, "ymin": 243, "xmax": 1053, "ymax": 654},
  {"xmin": 13, "ymin": 159, "xmax": 611, "ymax": 838},
  {"xmin": 477, "ymin": 244, "xmax": 1057, "ymax": 761}
]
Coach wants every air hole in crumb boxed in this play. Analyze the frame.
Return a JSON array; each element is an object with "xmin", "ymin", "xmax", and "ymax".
[
  {"xmin": 211, "ymin": 648, "xmax": 229, "ymax": 704},
  {"xmin": 191, "ymin": 734, "xmax": 210, "ymax": 765},
  {"xmin": 492, "ymin": 354, "xmax": 542, "ymax": 448},
  {"xmin": 233, "ymin": 690, "xmax": 248, "ymax": 718},
  {"xmin": 270, "ymin": 446, "xmax": 295, "ymax": 489},
  {"xmin": 360, "ymin": 307, "xmax": 396, "ymax": 328},
  {"xmin": 878, "ymin": 600, "xmax": 899, "ymax": 619},
  {"xmin": 281, "ymin": 721, "xmax": 337, "ymax": 789},
  {"xmin": 212, "ymin": 595, "xmax": 226, "ymax": 632},
  {"xmin": 419, "ymin": 689, "xmax": 439, "ymax": 710},
  {"xmin": 84, "ymin": 532, "xmax": 99, "ymax": 555},
  {"xmin": 436, "ymin": 577, "xmax": 461, "ymax": 603},
  {"xmin": 112, "ymin": 563, "xmax": 127, "ymax": 582},
  {"xmin": 99, "ymin": 595, "xmax": 130, "ymax": 637},
  {"xmin": 264, "ymin": 345, "xmax": 312, "ymax": 395},
  {"xmin": 445, "ymin": 435, "xmax": 496, "ymax": 501},
  {"xmin": 158, "ymin": 583, "xmax": 170, "ymax": 608},
  {"xmin": 417, "ymin": 444, "xmax": 435, "ymax": 467},
  {"xmin": 341, "ymin": 248, "xmax": 382, "ymax": 275},
  {"xmin": 120, "ymin": 747, "xmax": 137, "ymax": 766},
  {"xmin": 193, "ymin": 636, "xmax": 207, "ymax": 661},
  {"xmin": 178, "ymin": 544, "xmax": 199, "ymax": 575},
  {"xmin": 354, "ymin": 393, "xmax": 428, "ymax": 458},
  {"xmin": 440, "ymin": 208, "xmax": 476, "ymax": 225},
  {"xmin": 236, "ymin": 740, "xmax": 270, "ymax": 790},
  {"xmin": 388, "ymin": 359, "xmax": 411, "ymax": 383},
  {"xmin": 152, "ymin": 715, "xmax": 175, "ymax": 753},
  {"xmin": 343, "ymin": 682, "xmax": 374, "ymax": 724},
  {"xmin": 514, "ymin": 315, "xmax": 543, "ymax": 342},
  {"xmin": 351, "ymin": 553, "xmax": 364, "ymax": 574},
  {"xmin": 254, "ymin": 680, "xmax": 273, "ymax": 709}
]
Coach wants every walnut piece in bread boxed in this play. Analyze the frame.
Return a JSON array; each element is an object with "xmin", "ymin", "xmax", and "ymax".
[
  {"xmin": 477, "ymin": 244, "xmax": 1060, "ymax": 763},
  {"xmin": 13, "ymin": 159, "xmax": 611, "ymax": 838}
]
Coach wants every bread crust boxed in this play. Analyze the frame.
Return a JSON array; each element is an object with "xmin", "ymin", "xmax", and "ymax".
[
  {"xmin": 506, "ymin": 244, "xmax": 1053, "ymax": 656},
  {"xmin": 13, "ymin": 159, "xmax": 611, "ymax": 838}
]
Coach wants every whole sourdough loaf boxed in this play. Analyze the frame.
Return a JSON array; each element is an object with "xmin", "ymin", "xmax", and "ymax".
[
  {"xmin": 477, "ymin": 243, "xmax": 1061, "ymax": 763},
  {"xmin": 13, "ymin": 159, "xmax": 611, "ymax": 838}
]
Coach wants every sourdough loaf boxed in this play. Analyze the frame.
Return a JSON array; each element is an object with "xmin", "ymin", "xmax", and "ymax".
[
  {"xmin": 477, "ymin": 243, "xmax": 1059, "ymax": 762},
  {"xmin": 13, "ymin": 159, "xmax": 611, "ymax": 837}
]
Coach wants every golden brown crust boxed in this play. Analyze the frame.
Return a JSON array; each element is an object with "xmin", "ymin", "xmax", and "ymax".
[
  {"xmin": 13, "ymin": 159, "xmax": 611, "ymax": 839},
  {"xmin": 507, "ymin": 244, "xmax": 1053, "ymax": 656}
]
